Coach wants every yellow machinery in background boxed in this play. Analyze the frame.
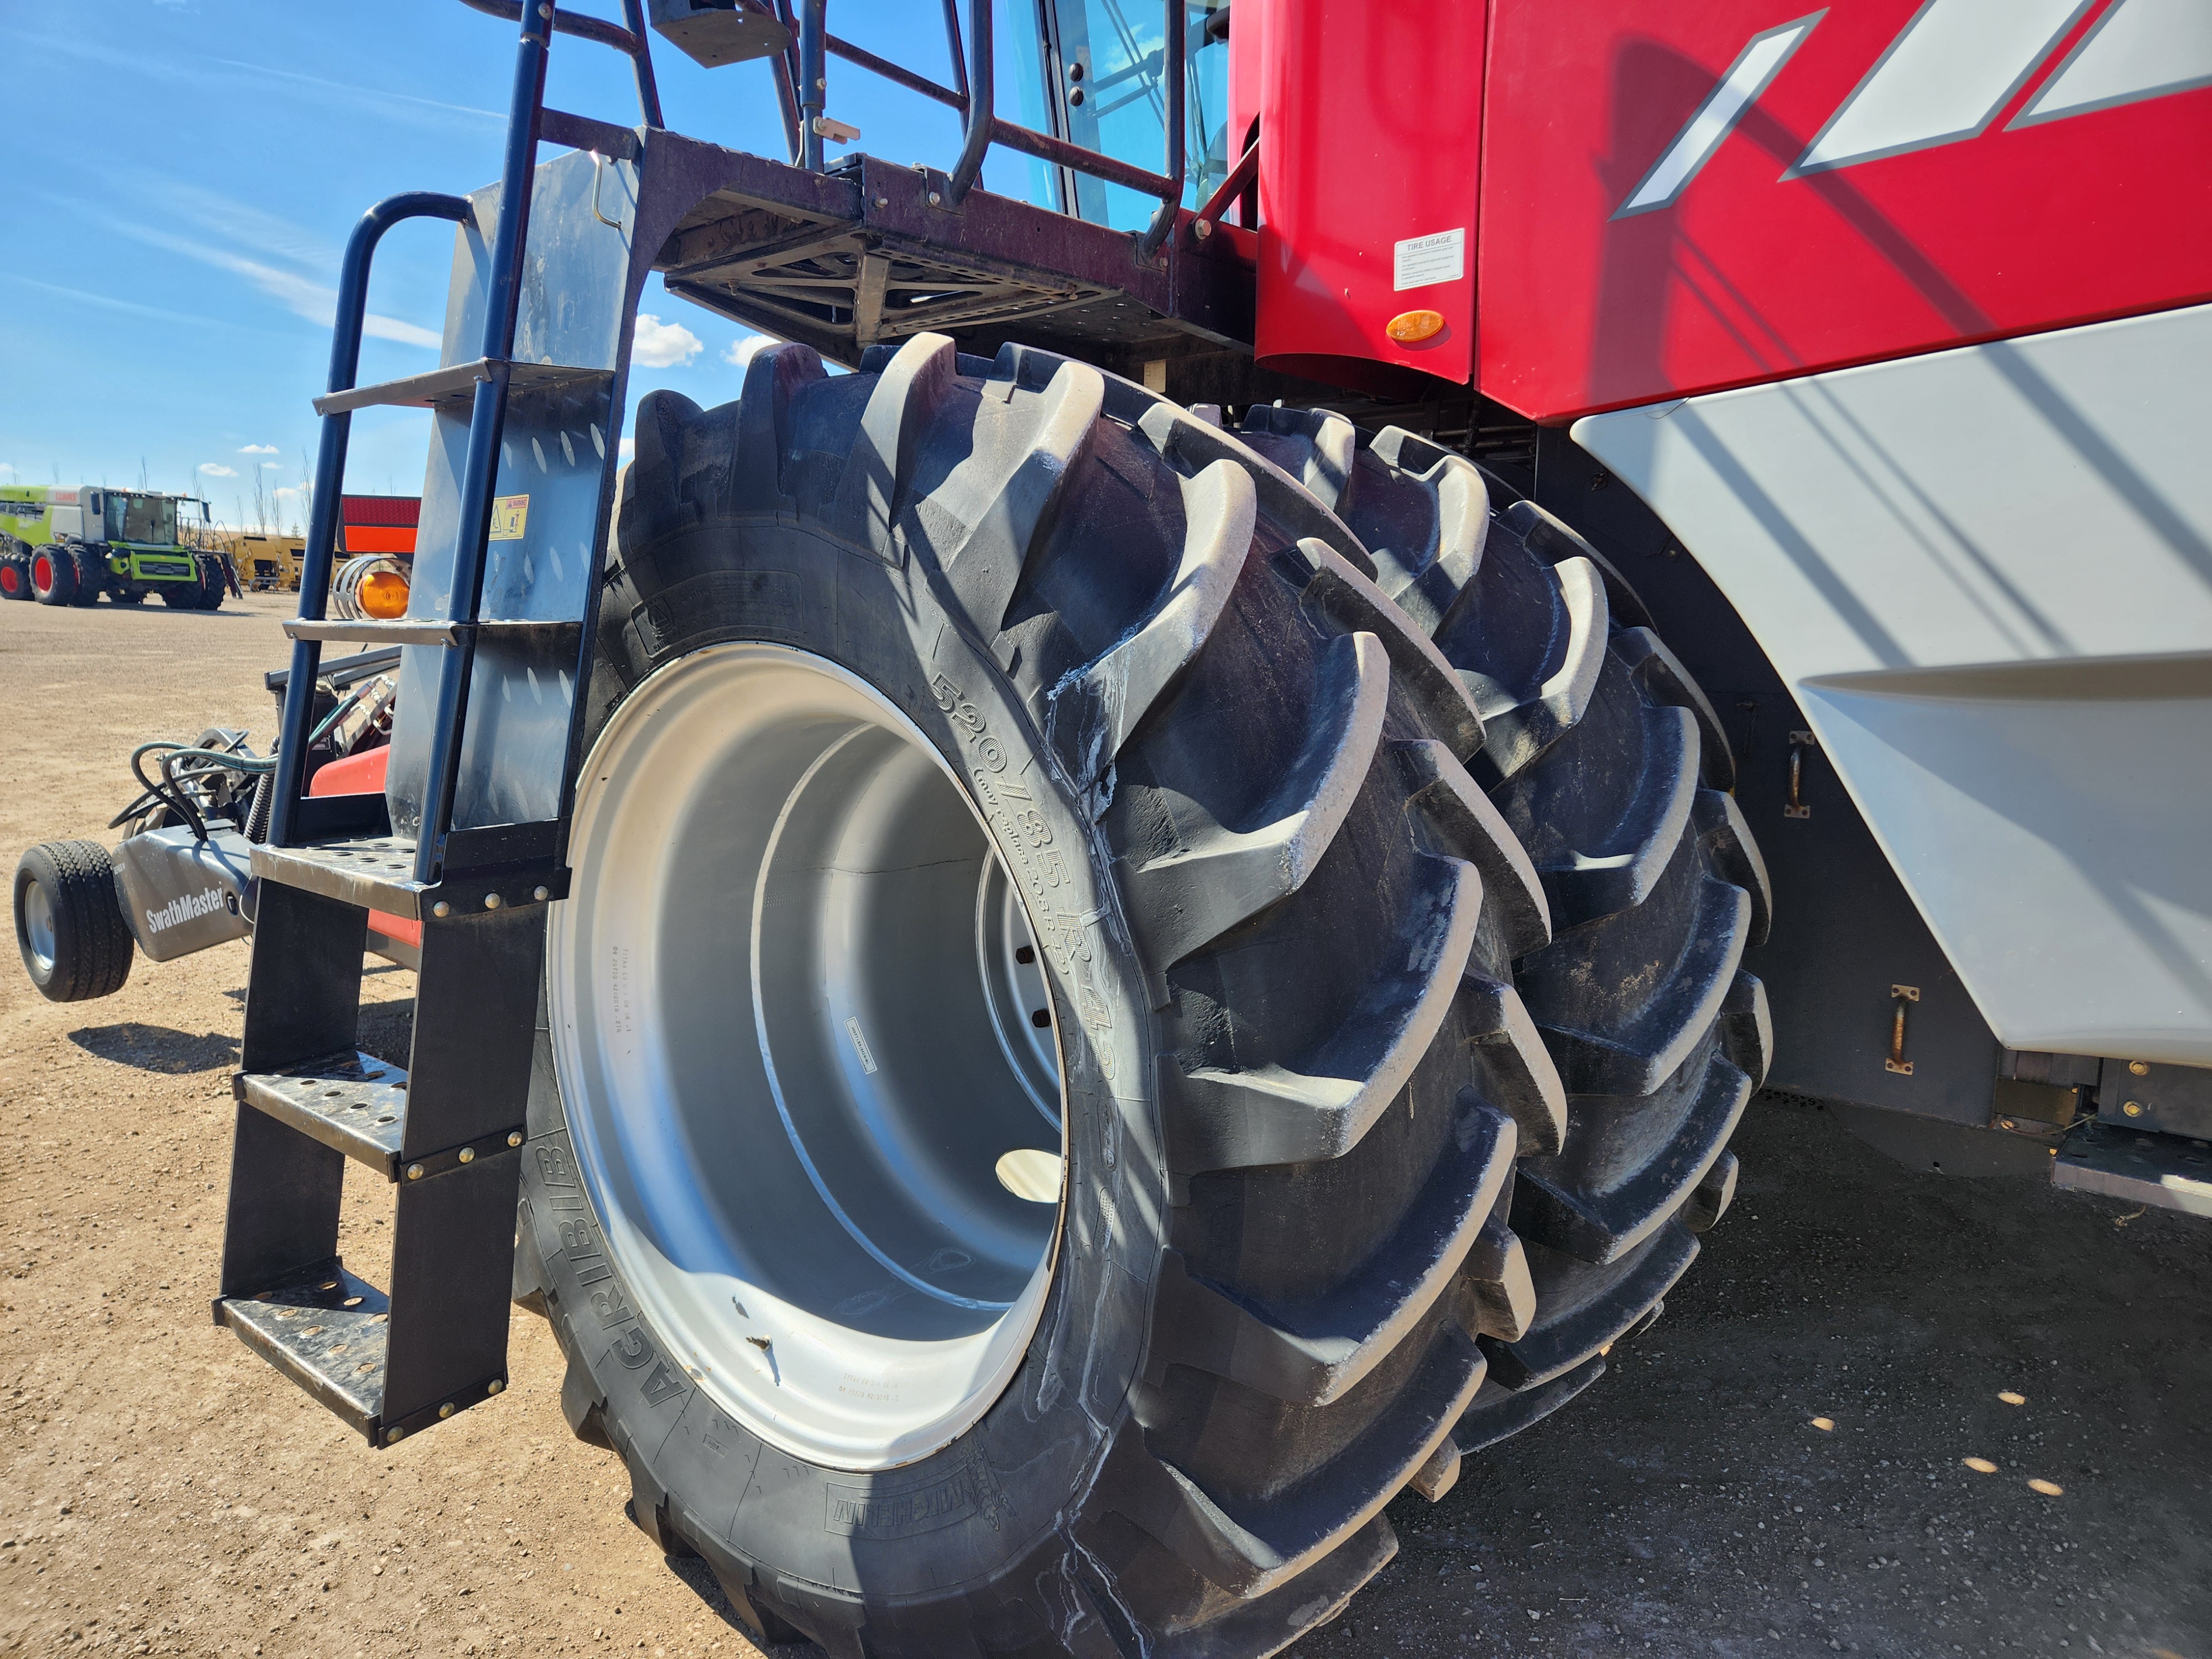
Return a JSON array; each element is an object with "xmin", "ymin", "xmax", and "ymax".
[{"xmin": 225, "ymin": 531, "xmax": 307, "ymax": 591}]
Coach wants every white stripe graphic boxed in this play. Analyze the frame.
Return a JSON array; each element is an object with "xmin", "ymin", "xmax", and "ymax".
[
  {"xmin": 2012, "ymin": 0, "xmax": 2212, "ymax": 126},
  {"xmin": 1789, "ymin": 0, "xmax": 2095, "ymax": 175},
  {"xmin": 1614, "ymin": 14, "xmax": 1824, "ymax": 218}
]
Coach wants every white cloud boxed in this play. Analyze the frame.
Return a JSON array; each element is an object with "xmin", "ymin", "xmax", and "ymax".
[
  {"xmin": 274, "ymin": 486, "xmax": 305, "ymax": 501},
  {"xmin": 260, "ymin": 461, "xmax": 282, "ymax": 469},
  {"xmin": 723, "ymin": 333, "xmax": 773, "ymax": 369},
  {"xmin": 19, "ymin": 34, "xmax": 500, "ymax": 135},
  {"xmin": 239, "ymin": 444, "xmax": 279, "ymax": 454},
  {"xmin": 633, "ymin": 314, "xmax": 703, "ymax": 368},
  {"xmin": 3, "ymin": 270, "xmax": 259, "ymax": 336},
  {"xmin": 86, "ymin": 184, "xmax": 439, "ymax": 349},
  {"xmin": 0, "ymin": 463, "xmax": 14, "ymax": 477},
  {"xmin": 199, "ymin": 462, "xmax": 238, "ymax": 477}
]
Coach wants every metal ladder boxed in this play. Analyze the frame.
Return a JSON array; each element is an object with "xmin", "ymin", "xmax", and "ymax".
[{"xmin": 212, "ymin": 2, "xmax": 662, "ymax": 1447}]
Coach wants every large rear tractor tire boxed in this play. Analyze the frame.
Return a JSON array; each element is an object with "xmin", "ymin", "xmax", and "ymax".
[
  {"xmin": 14, "ymin": 840, "xmax": 134, "ymax": 1002},
  {"xmin": 1233, "ymin": 405, "xmax": 1770, "ymax": 1447},
  {"xmin": 29, "ymin": 545, "xmax": 78, "ymax": 607},
  {"xmin": 515, "ymin": 338, "xmax": 1767, "ymax": 1658},
  {"xmin": 0, "ymin": 549, "xmax": 33, "ymax": 601}
]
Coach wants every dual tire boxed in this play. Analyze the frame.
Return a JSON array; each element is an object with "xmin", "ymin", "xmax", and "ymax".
[
  {"xmin": 515, "ymin": 336, "xmax": 1767, "ymax": 1656},
  {"xmin": 158, "ymin": 557, "xmax": 226, "ymax": 610}
]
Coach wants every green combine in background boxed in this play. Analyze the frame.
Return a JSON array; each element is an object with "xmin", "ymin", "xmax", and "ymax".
[{"xmin": 0, "ymin": 485, "xmax": 238, "ymax": 609}]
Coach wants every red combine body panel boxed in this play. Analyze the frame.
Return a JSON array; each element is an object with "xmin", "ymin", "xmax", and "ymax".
[
  {"xmin": 1478, "ymin": 0, "xmax": 2212, "ymax": 419},
  {"xmin": 1252, "ymin": 0, "xmax": 2212, "ymax": 419},
  {"xmin": 1250, "ymin": 0, "xmax": 1484, "ymax": 390}
]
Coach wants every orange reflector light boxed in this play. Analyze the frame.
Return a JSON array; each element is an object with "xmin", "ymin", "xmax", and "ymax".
[
  {"xmin": 359, "ymin": 569, "xmax": 411, "ymax": 619},
  {"xmin": 1386, "ymin": 309, "xmax": 1446, "ymax": 343}
]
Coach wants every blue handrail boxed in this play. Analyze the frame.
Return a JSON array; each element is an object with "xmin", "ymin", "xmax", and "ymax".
[{"xmin": 268, "ymin": 191, "xmax": 471, "ymax": 851}]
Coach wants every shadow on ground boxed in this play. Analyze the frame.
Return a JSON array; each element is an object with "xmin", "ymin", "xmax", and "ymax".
[
  {"xmin": 1295, "ymin": 1095, "xmax": 2212, "ymax": 1657},
  {"xmin": 66, "ymin": 1022, "xmax": 237, "ymax": 1073}
]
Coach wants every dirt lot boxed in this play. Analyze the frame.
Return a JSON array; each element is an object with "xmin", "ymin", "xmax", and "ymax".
[{"xmin": 2, "ymin": 592, "xmax": 2208, "ymax": 1658}]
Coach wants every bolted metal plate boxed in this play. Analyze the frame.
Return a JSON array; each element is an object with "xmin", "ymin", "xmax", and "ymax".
[
  {"xmin": 217, "ymin": 1261, "xmax": 390, "ymax": 1438},
  {"xmin": 646, "ymin": 0, "xmax": 790, "ymax": 69}
]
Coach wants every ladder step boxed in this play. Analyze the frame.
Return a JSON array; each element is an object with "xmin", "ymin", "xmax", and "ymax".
[
  {"xmin": 236, "ymin": 1049, "xmax": 526, "ymax": 1182},
  {"xmin": 216, "ymin": 1260, "xmax": 391, "ymax": 1439},
  {"xmin": 253, "ymin": 836, "xmax": 427, "ymax": 916},
  {"xmin": 283, "ymin": 618, "xmax": 584, "ymax": 649},
  {"xmin": 2053, "ymin": 1120, "xmax": 2212, "ymax": 1218},
  {"xmin": 236, "ymin": 1050, "xmax": 410, "ymax": 1178},
  {"xmin": 311, "ymin": 357, "xmax": 613, "ymax": 416}
]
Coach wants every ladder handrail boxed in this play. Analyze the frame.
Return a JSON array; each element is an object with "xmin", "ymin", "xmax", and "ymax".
[
  {"xmin": 456, "ymin": 0, "xmax": 664, "ymax": 126},
  {"xmin": 269, "ymin": 192, "xmax": 473, "ymax": 851},
  {"xmin": 414, "ymin": 0, "xmax": 557, "ymax": 884}
]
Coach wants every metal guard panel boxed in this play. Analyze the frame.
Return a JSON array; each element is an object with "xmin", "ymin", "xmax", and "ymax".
[{"xmin": 1574, "ymin": 302, "xmax": 2212, "ymax": 1066}]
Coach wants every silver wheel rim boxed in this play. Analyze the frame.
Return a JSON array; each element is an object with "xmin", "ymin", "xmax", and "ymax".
[
  {"xmin": 550, "ymin": 643, "xmax": 1066, "ymax": 1470},
  {"xmin": 22, "ymin": 880, "xmax": 56, "ymax": 975}
]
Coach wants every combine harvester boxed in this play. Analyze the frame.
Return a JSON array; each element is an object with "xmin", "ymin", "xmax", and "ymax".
[
  {"xmin": 14, "ymin": 0, "xmax": 2208, "ymax": 1651},
  {"xmin": 0, "ymin": 485, "xmax": 237, "ymax": 608}
]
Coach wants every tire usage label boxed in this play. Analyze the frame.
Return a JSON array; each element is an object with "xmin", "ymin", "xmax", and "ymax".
[{"xmin": 1393, "ymin": 227, "xmax": 1465, "ymax": 291}]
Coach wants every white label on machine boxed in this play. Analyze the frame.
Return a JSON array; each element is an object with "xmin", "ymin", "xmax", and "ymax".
[{"xmin": 1393, "ymin": 227, "xmax": 1465, "ymax": 291}]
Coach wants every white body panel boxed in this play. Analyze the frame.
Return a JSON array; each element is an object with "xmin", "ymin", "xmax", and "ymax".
[{"xmin": 1574, "ymin": 302, "xmax": 2212, "ymax": 1066}]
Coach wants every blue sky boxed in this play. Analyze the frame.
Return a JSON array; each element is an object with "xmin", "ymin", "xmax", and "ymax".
[{"xmin": 0, "ymin": 1, "xmax": 1044, "ymax": 531}]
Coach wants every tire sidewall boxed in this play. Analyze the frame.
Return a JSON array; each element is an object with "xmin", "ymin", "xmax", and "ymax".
[{"xmin": 521, "ymin": 517, "xmax": 1164, "ymax": 1615}]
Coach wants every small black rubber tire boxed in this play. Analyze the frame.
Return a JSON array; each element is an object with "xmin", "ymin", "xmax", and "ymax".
[
  {"xmin": 0, "ymin": 550, "xmax": 32, "ymax": 602},
  {"xmin": 29, "ymin": 545, "xmax": 77, "ymax": 607},
  {"xmin": 519, "ymin": 336, "xmax": 1565, "ymax": 1657},
  {"xmin": 14, "ymin": 840, "xmax": 134, "ymax": 1002},
  {"xmin": 158, "ymin": 567, "xmax": 217, "ymax": 610}
]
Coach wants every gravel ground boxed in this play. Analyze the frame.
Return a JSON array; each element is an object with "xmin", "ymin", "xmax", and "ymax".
[{"xmin": 3, "ymin": 592, "xmax": 2208, "ymax": 1658}]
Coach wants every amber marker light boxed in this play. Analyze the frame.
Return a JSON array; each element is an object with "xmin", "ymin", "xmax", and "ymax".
[
  {"xmin": 1385, "ymin": 309, "xmax": 1446, "ymax": 343},
  {"xmin": 359, "ymin": 567, "xmax": 411, "ymax": 619}
]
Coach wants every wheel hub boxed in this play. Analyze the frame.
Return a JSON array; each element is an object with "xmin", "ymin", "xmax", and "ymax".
[
  {"xmin": 21, "ymin": 881, "xmax": 55, "ymax": 974},
  {"xmin": 550, "ymin": 644, "xmax": 1065, "ymax": 1470}
]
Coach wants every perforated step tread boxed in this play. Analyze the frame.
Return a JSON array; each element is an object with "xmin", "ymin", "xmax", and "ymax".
[
  {"xmin": 252, "ymin": 836, "xmax": 426, "ymax": 916},
  {"xmin": 236, "ymin": 1050, "xmax": 409, "ymax": 1178},
  {"xmin": 216, "ymin": 1261, "xmax": 391, "ymax": 1437},
  {"xmin": 283, "ymin": 618, "xmax": 585, "ymax": 649}
]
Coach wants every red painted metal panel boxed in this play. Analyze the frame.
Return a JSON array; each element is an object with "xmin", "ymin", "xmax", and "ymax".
[
  {"xmin": 338, "ymin": 494, "xmax": 421, "ymax": 528},
  {"xmin": 341, "ymin": 525, "xmax": 418, "ymax": 555},
  {"xmin": 1477, "ymin": 0, "xmax": 2212, "ymax": 421},
  {"xmin": 307, "ymin": 745, "xmax": 418, "ymax": 947},
  {"xmin": 1254, "ymin": 0, "xmax": 1484, "ymax": 389}
]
